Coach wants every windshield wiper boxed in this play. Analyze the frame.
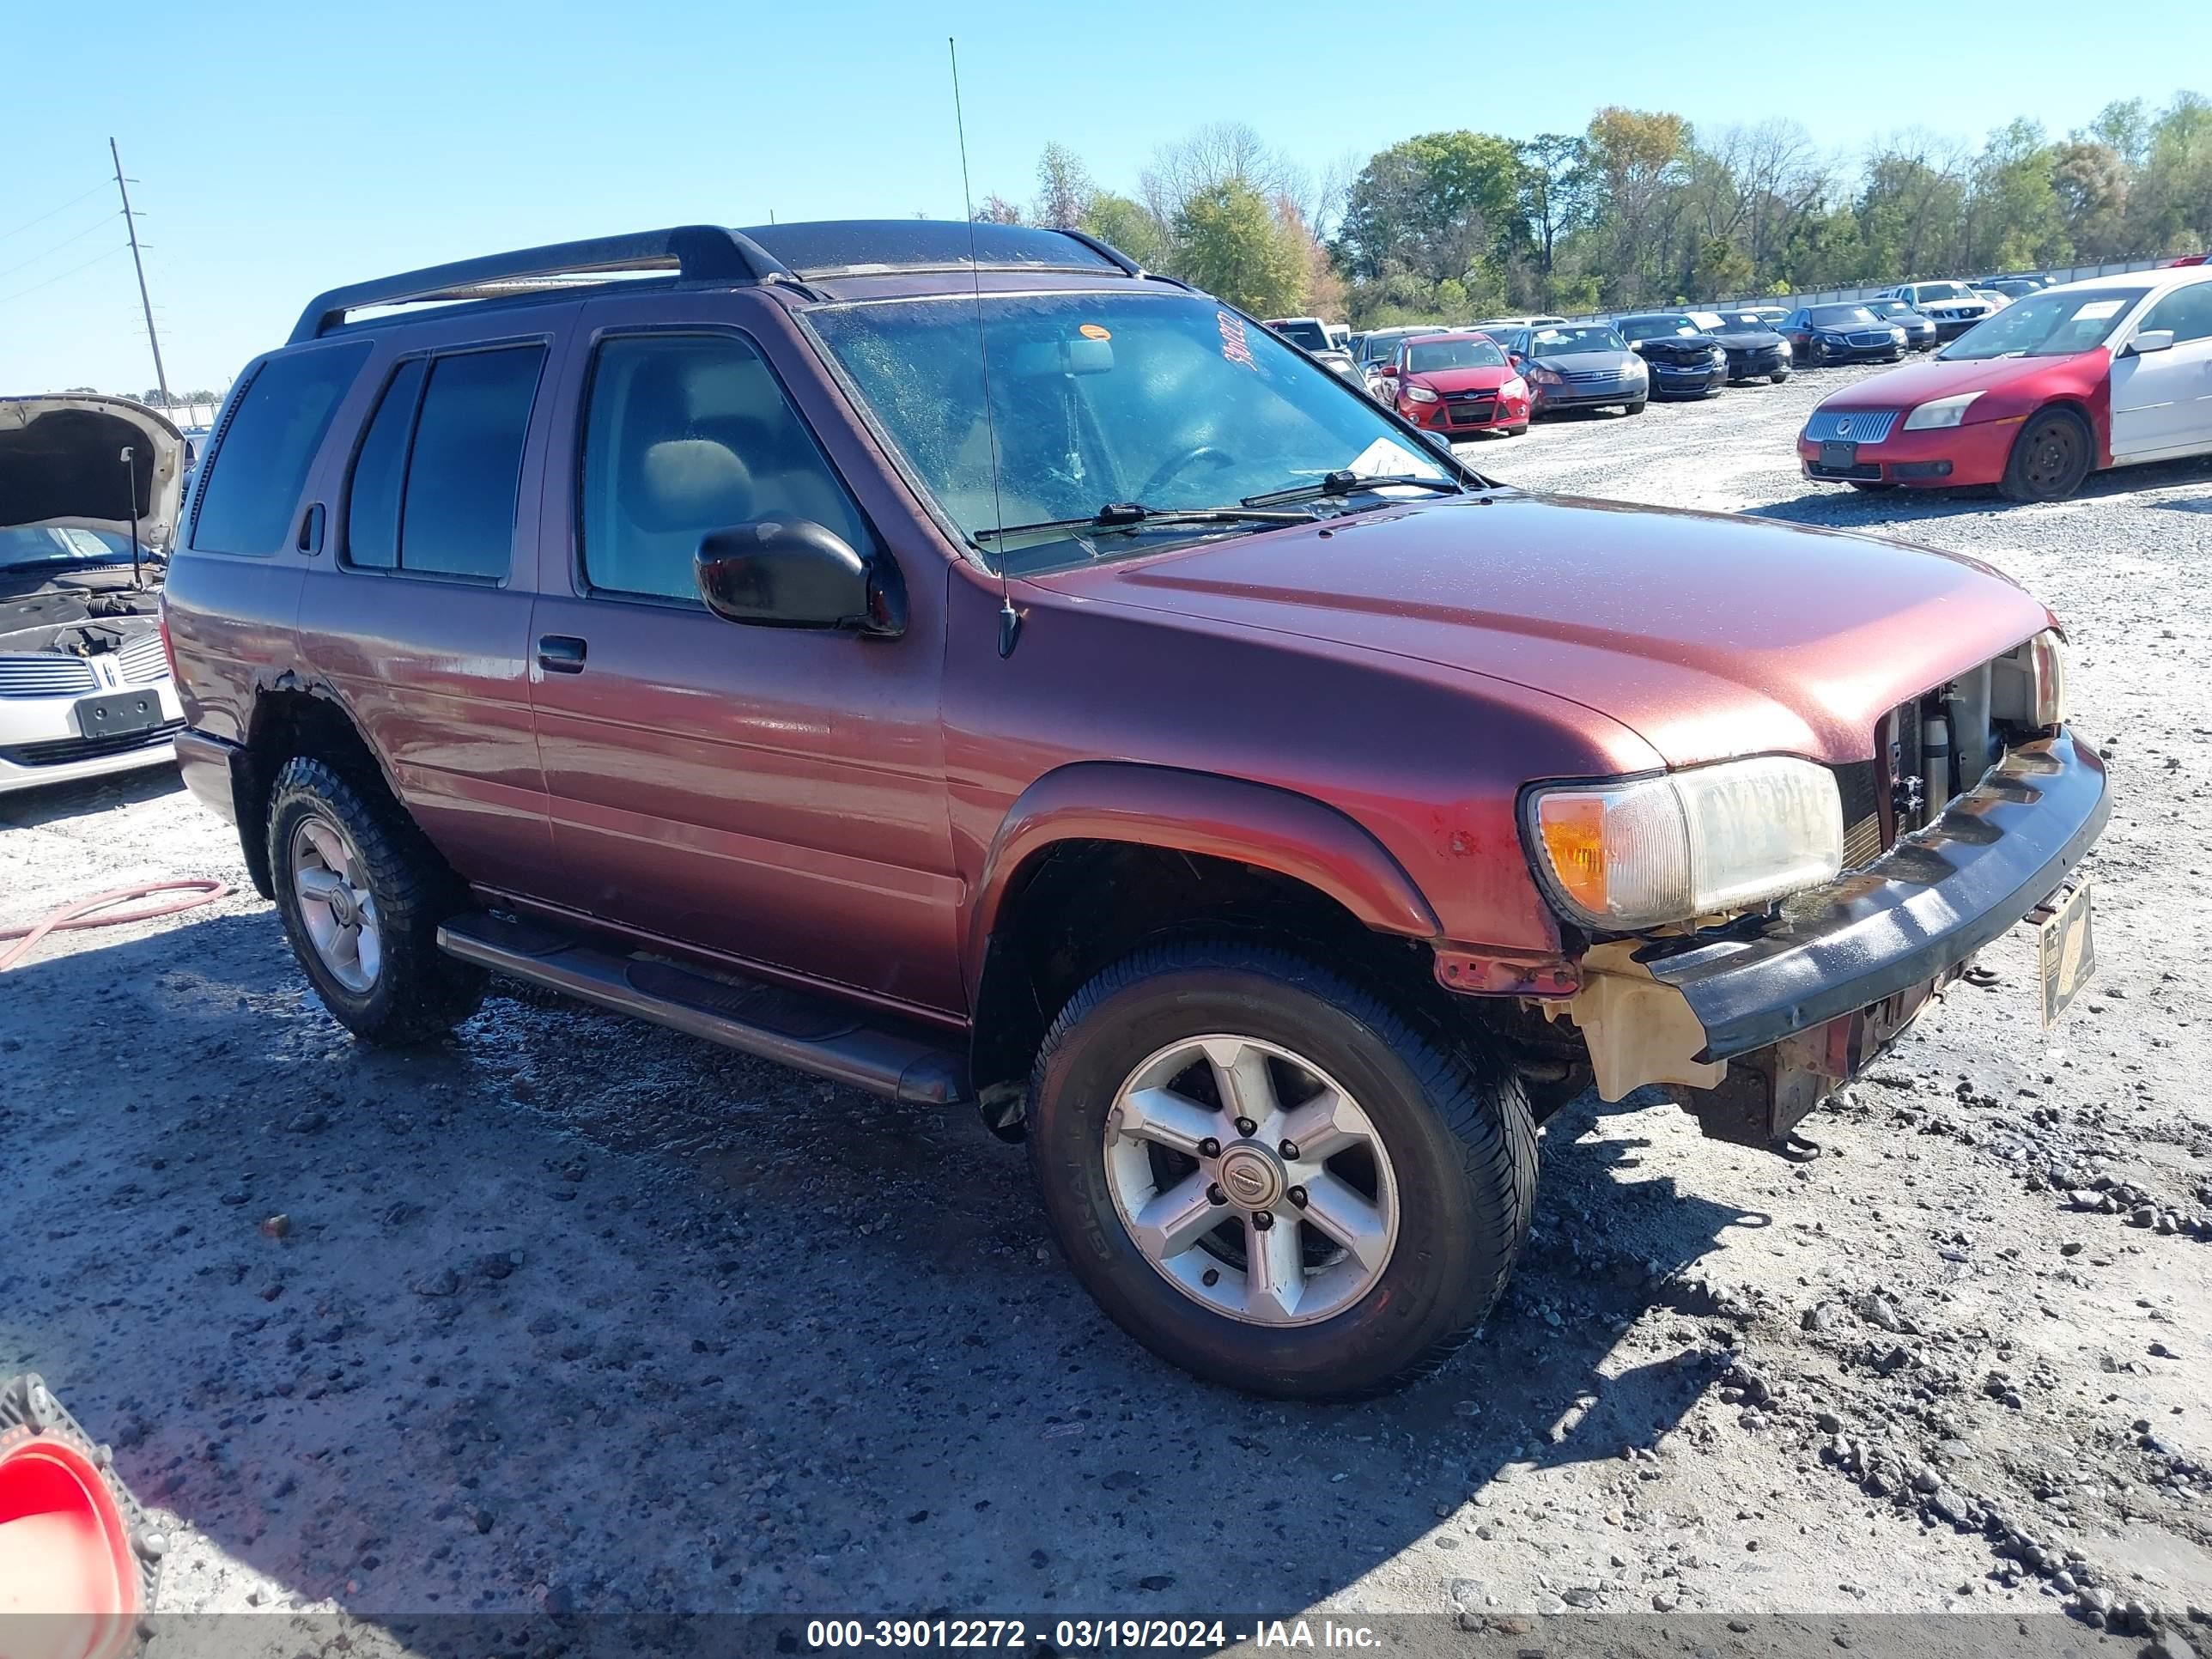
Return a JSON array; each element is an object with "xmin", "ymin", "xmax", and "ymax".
[
  {"xmin": 972, "ymin": 501, "xmax": 1311, "ymax": 542},
  {"xmin": 1242, "ymin": 471, "xmax": 1466, "ymax": 507}
]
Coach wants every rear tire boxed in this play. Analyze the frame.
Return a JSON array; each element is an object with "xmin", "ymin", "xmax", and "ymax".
[
  {"xmin": 1024, "ymin": 939, "xmax": 1537, "ymax": 1400},
  {"xmin": 266, "ymin": 757, "xmax": 485, "ymax": 1045},
  {"xmin": 1999, "ymin": 406, "xmax": 2094, "ymax": 503}
]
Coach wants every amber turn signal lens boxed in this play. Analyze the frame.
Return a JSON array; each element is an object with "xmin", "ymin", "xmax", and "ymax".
[{"xmin": 1536, "ymin": 794, "xmax": 1609, "ymax": 918}]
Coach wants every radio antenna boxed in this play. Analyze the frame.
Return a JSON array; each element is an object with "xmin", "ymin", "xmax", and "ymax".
[{"xmin": 949, "ymin": 37, "xmax": 1019, "ymax": 658}]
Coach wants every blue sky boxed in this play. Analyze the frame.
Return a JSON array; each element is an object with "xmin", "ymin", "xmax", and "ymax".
[{"xmin": 6, "ymin": 0, "xmax": 2207, "ymax": 396}]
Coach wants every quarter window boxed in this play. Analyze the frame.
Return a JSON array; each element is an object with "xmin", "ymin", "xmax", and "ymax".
[
  {"xmin": 579, "ymin": 333, "xmax": 873, "ymax": 602},
  {"xmin": 341, "ymin": 345, "xmax": 544, "ymax": 579},
  {"xmin": 190, "ymin": 343, "xmax": 369, "ymax": 555}
]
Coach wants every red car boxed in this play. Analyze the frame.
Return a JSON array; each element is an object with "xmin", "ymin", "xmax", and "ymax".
[
  {"xmin": 1799, "ymin": 268, "xmax": 2212, "ymax": 501},
  {"xmin": 1372, "ymin": 331, "xmax": 1530, "ymax": 437}
]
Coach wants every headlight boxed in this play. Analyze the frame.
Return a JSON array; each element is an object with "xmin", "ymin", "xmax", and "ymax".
[
  {"xmin": 1526, "ymin": 757, "xmax": 1843, "ymax": 931},
  {"xmin": 1711, "ymin": 348, "xmax": 1728, "ymax": 364},
  {"xmin": 1817, "ymin": 331, "xmax": 1846, "ymax": 344},
  {"xmin": 2030, "ymin": 629, "xmax": 2069, "ymax": 726},
  {"xmin": 1891, "ymin": 327, "xmax": 1907, "ymax": 341},
  {"xmin": 1528, "ymin": 365, "xmax": 1565, "ymax": 385},
  {"xmin": 1403, "ymin": 384, "xmax": 1438, "ymax": 404},
  {"xmin": 1902, "ymin": 391, "xmax": 1984, "ymax": 431},
  {"xmin": 1500, "ymin": 376, "xmax": 1527, "ymax": 398},
  {"xmin": 1777, "ymin": 339, "xmax": 1793, "ymax": 357}
]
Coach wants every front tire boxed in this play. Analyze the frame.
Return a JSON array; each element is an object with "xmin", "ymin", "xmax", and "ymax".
[
  {"xmin": 1024, "ymin": 940, "xmax": 1536, "ymax": 1400},
  {"xmin": 266, "ymin": 757, "xmax": 485, "ymax": 1044},
  {"xmin": 1624, "ymin": 398, "xmax": 1647, "ymax": 416},
  {"xmin": 1999, "ymin": 407, "xmax": 2094, "ymax": 502}
]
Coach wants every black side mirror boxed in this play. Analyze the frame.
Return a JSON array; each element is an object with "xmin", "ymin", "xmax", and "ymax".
[{"xmin": 695, "ymin": 520, "xmax": 904, "ymax": 635}]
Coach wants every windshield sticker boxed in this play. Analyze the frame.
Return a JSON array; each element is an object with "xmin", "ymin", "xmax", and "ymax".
[
  {"xmin": 1218, "ymin": 311, "xmax": 1258, "ymax": 370},
  {"xmin": 1079, "ymin": 323, "xmax": 1111, "ymax": 340},
  {"xmin": 2075, "ymin": 300, "xmax": 2125, "ymax": 320},
  {"xmin": 1346, "ymin": 436, "xmax": 1441, "ymax": 480},
  {"xmin": 1534, "ymin": 328, "xmax": 1566, "ymax": 343}
]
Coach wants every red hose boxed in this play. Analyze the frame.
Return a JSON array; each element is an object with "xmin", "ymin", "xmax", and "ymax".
[{"xmin": 0, "ymin": 878, "xmax": 229, "ymax": 973}]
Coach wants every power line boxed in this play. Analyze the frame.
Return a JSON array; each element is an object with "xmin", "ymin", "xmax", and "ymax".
[
  {"xmin": 0, "ymin": 209, "xmax": 119, "ymax": 283},
  {"xmin": 0, "ymin": 243, "xmax": 129, "ymax": 307},
  {"xmin": 0, "ymin": 181, "xmax": 109, "ymax": 245}
]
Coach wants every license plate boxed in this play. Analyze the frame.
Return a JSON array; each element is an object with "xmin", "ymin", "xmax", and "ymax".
[
  {"xmin": 74, "ymin": 689, "xmax": 162, "ymax": 741},
  {"xmin": 2033, "ymin": 881, "xmax": 2096, "ymax": 1025},
  {"xmin": 1820, "ymin": 440, "xmax": 1858, "ymax": 470}
]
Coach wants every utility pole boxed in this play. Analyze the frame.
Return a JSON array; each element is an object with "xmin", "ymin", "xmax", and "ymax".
[{"xmin": 109, "ymin": 137, "xmax": 170, "ymax": 409}]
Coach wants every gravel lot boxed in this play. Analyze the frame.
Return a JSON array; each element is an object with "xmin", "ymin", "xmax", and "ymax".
[{"xmin": 4, "ymin": 365, "xmax": 2211, "ymax": 1653}]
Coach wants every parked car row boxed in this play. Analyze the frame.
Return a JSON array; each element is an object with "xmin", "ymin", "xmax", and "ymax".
[{"xmin": 1797, "ymin": 264, "xmax": 2212, "ymax": 501}]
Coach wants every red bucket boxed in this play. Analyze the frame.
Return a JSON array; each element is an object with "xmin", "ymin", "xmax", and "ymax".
[{"xmin": 0, "ymin": 1378, "xmax": 151, "ymax": 1659}]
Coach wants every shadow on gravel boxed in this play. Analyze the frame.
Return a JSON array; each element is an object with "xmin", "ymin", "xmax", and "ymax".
[
  {"xmin": 0, "ymin": 912, "xmax": 1755, "ymax": 1626},
  {"xmin": 1750, "ymin": 452, "xmax": 2212, "ymax": 530},
  {"xmin": 0, "ymin": 763, "xmax": 183, "ymax": 830}
]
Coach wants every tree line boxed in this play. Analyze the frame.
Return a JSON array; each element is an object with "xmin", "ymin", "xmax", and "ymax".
[{"xmin": 981, "ymin": 94, "xmax": 2212, "ymax": 325}]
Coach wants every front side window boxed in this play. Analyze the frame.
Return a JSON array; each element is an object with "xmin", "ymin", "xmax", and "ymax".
[
  {"xmin": 1939, "ymin": 289, "xmax": 2144, "ymax": 361},
  {"xmin": 580, "ymin": 333, "xmax": 873, "ymax": 601},
  {"xmin": 191, "ymin": 343, "xmax": 369, "ymax": 556},
  {"xmin": 811, "ymin": 290, "xmax": 1446, "ymax": 575},
  {"xmin": 342, "ymin": 346, "xmax": 542, "ymax": 579},
  {"xmin": 2138, "ymin": 282, "xmax": 2212, "ymax": 346}
]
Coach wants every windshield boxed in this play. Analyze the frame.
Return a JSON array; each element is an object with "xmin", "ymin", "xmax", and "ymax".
[
  {"xmin": 1407, "ymin": 337, "xmax": 1506, "ymax": 373},
  {"xmin": 0, "ymin": 526, "xmax": 137, "ymax": 571},
  {"xmin": 1617, "ymin": 316, "xmax": 1697, "ymax": 341},
  {"xmin": 811, "ymin": 291, "xmax": 1449, "ymax": 574},
  {"xmin": 1867, "ymin": 300, "xmax": 1911, "ymax": 318},
  {"xmin": 1687, "ymin": 311, "xmax": 1729, "ymax": 331},
  {"xmin": 1909, "ymin": 283, "xmax": 1970, "ymax": 302},
  {"xmin": 1809, "ymin": 305, "xmax": 1880, "ymax": 326},
  {"xmin": 1938, "ymin": 289, "xmax": 2143, "ymax": 361},
  {"xmin": 1526, "ymin": 325, "xmax": 1626, "ymax": 356},
  {"xmin": 1267, "ymin": 319, "xmax": 1330, "ymax": 351}
]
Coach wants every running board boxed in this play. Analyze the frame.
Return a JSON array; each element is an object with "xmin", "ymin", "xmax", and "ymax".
[{"xmin": 437, "ymin": 912, "xmax": 967, "ymax": 1106}]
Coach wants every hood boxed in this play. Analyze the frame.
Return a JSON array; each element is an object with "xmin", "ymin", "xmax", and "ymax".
[
  {"xmin": 1026, "ymin": 492, "xmax": 2050, "ymax": 770},
  {"xmin": 1817, "ymin": 350, "xmax": 2101, "ymax": 410},
  {"xmin": 0, "ymin": 396, "xmax": 185, "ymax": 548},
  {"xmin": 1633, "ymin": 333, "xmax": 1724, "ymax": 358},
  {"xmin": 1527, "ymin": 349, "xmax": 1639, "ymax": 374},
  {"xmin": 1407, "ymin": 365, "xmax": 1515, "ymax": 394},
  {"xmin": 1711, "ymin": 327, "xmax": 1783, "ymax": 349}
]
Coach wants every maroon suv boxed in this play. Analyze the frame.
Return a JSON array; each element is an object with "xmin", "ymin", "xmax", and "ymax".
[{"xmin": 163, "ymin": 221, "xmax": 2107, "ymax": 1399}]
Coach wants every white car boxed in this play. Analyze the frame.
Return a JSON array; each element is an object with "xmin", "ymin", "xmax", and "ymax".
[
  {"xmin": 1880, "ymin": 281, "xmax": 1999, "ymax": 341},
  {"xmin": 0, "ymin": 395, "xmax": 187, "ymax": 794}
]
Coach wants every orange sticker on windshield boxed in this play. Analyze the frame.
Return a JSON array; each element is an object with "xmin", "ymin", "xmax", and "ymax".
[{"xmin": 1079, "ymin": 323, "xmax": 1111, "ymax": 340}]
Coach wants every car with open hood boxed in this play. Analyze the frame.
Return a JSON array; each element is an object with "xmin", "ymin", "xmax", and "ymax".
[
  {"xmin": 1612, "ymin": 313, "xmax": 1731, "ymax": 398},
  {"xmin": 1368, "ymin": 331, "xmax": 1530, "ymax": 438},
  {"xmin": 1493, "ymin": 322, "xmax": 1648, "ymax": 416},
  {"xmin": 0, "ymin": 395, "xmax": 186, "ymax": 793},
  {"xmin": 1798, "ymin": 266, "xmax": 2212, "ymax": 500},
  {"xmin": 162, "ymin": 220, "xmax": 2107, "ymax": 1401}
]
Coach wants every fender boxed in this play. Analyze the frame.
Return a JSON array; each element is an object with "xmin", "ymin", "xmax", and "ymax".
[{"xmin": 964, "ymin": 762, "xmax": 1442, "ymax": 1000}]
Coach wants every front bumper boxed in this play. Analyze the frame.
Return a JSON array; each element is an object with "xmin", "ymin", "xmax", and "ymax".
[
  {"xmin": 0, "ymin": 679, "xmax": 185, "ymax": 796},
  {"xmin": 1647, "ymin": 362, "xmax": 1727, "ymax": 397},
  {"xmin": 1641, "ymin": 731, "xmax": 2108, "ymax": 1061},
  {"xmin": 1530, "ymin": 378, "xmax": 1645, "ymax": 411},
  {"xmin": 1401, "ymin": 392, "xmax": 1532, "ymax": 434},
  {"xmin": 1798, "ymin": 415, "xmax": 2021, "ymax": 489}
]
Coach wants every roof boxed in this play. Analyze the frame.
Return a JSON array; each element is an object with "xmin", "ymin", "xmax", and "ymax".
[
  {"xmin": 287, "ymin": 220, "xmax": 1152, "ymax": 343},
  {"xmin": 2045, "ymin": 264, "xmax": 2212, "ymax": 296}
]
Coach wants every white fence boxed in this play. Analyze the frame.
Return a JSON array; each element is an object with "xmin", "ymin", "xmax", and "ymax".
[{"xmin": 1555, "ymin": 256, "xmax": 2177, "ymax": 325}]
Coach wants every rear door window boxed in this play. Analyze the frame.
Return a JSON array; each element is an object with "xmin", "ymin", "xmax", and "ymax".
[
  {"xmin": 190, "ymin": 343, "xmax": 370, "ymax": 555},
  {"xmin": 341, "ymin": 345, "xmax": 544, "ymax": 580}
]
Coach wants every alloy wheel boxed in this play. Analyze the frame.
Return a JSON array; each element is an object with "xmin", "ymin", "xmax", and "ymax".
[
  {"xmin": 290, "ymin": 814, "xmax": 381, "ymax": 994},
  {"xmin": 1102, "ymin": 1034, "xmax": 1400, "ymax": 1327}
]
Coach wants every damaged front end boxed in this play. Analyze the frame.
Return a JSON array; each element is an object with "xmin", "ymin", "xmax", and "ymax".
[{"xmin": 1493, "ymin": 640, "xmax": 2107, "ymax": 1153}]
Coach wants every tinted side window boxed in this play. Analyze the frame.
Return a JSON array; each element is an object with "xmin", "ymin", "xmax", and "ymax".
[
  {"xmin": 580, "ymin": 334, "xmax": 873, "ymax": 602},
  {"xmin": 400, "ymin": 349, "xmax": 544, "ymax": 579},
  {"xmin": 2142, "ymin": 283, "xmax": 2212, "ymax": 345},
  {"xmin": 191, "ymin": 343, "xmax": 370, "ymax": 555},
  {"xmin": 343, "ymin": 358, "xmax": 426, "ymax": 571}
]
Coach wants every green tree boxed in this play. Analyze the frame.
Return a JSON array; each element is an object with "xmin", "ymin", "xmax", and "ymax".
[
  {"xmin": 2050, "ymin": 141, "xmax": 2131, "ymax": 260},
  {"xmin": 1171, "ymin": 179, "xmax": 1306, "ymax": 316},
  {"xmin": 1081, "ymin": 191, "xmax": 1168, "ymax": 269},
  {"xmin": 1034, "ymin": 143, "xmax": 1094, "ymax": 229},
  {"xmin": 1516, "ymin": 133, "xmax": 1593, "ymax": 307},
  {"xmin": 1336, "ymin": 131, "xmax": 1527, "ymax": 286},
  {"xmin": 1583, "ymin": 107, "xmax": 1694, "ymax": 304}
]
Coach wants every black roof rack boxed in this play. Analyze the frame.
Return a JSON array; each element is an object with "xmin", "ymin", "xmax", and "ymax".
[
  {"xmin": 288, "ymin": 220, "xmax": 1171, "ymax": 344},
  {"xmin": 286, "ymin": 224, "xmax": 801, "ymax": 343}
]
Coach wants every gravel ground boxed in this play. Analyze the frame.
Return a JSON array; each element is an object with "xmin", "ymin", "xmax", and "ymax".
[{"xmin": 4, "ymin": 366, "xmax": 2211, "ymax": 1654}]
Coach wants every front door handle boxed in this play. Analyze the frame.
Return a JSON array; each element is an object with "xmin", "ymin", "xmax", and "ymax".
[{"xmin": 537, "ymin": 635, "xmax": 587, "ymax": 674}]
